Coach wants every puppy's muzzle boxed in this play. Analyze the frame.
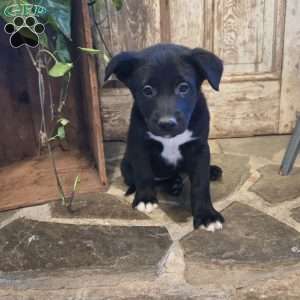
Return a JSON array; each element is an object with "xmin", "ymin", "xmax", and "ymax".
[{"xmin": 158, "ymin": 116, "xmax": 177, "ymax": 131}]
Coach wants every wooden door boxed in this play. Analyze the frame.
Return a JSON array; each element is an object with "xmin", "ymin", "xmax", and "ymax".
[
  {"xmin": 166, "ymin": 0, "xmax": 300, "ymax": 138},
  {"xmin": 95, "ymin": 0, "xmax": 300, "ymax": 139}
]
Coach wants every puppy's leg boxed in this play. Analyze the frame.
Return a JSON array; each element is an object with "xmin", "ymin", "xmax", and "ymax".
[
  {"xmin": 121, "ymin": 158, "xmax": 136, "ymax": 195},
  {"xmin": 132, "ymin": 173, "xmax": 158, "ymax": 213},
  {"xmin": 183, "ymin": 143, "xmax": 224, "ymax": 231},
  {"xmin": 121, "ymin": 154, "xmax": 157, "ymax": 212},
  {"xmin": 126, "ymin": 151, "xmax": 158, "ymax": 213}
]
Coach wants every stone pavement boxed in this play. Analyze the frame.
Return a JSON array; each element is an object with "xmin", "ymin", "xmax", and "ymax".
[{"xmin": 1, "ymin": 135, "xmax": 300, "ymax": 300}]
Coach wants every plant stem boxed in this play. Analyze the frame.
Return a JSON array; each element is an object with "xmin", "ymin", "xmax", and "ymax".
[
  {"xmin": 36, "ymin": 49, "xmax": 58, "ymax": 64},
  {"xmin": 58, "ymin": 72, "xmax": 71, "ymax": 113},
  {"xmin": 90, "ymin": 1, "xmax": 113, "ymax": 58},
  {"xmin": 36, "ymin": 60, "xmax": 66, "ymax": 204}
]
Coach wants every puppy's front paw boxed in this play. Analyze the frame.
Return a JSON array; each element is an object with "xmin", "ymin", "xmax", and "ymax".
[
  {"xmin": 136, "ymin": 202, "xmax": 158, "ymax": 213},
  {"xmin": 132, "ymin": 195, "xmax": 158, "ymax": 213},
  {"xmin": 193, "ymin": 209, "xmax": 224, "ymax": 232}
]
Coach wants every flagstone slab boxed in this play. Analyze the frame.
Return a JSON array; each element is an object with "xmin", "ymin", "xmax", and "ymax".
[
  {"xmin": 218, "ymin": 136, "xmax": 290, "ymax": 160},
  {"xmin": 250, "ymin": 165, "xmax": 300, "ymax": 203},
  {"xmin": 51, "ymin": 192, "xmax": 148, "ymax": 220},
  {"xmin": 181, "ymin": 202, "xmax": 300, "ymax": 286},
  {"xmin": 211, "ymin": 154, "xmax": 250, "ymax": 201},
  {"xmin": 0, "ymin": 218, "xmax": 171, "ymax": 273},
  {"xmin": 291, "ymin": 206, "xmax": 300, "ymax": 223},
  {"xmin": 0, "ymin": 210, "xmax": 15, "ymax": 225},
  {"xmin": 104, "ymin": 296, "xmax": 203, "ymax": 300},
  {"xmin": 240, "ymin": 294, "xmax": 299, "ymax": 300}
]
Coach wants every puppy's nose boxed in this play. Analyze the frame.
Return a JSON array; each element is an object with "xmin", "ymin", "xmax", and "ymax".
[{"xmin": 158, "ymin": 117, "xmax": 177, "ymax": 131}]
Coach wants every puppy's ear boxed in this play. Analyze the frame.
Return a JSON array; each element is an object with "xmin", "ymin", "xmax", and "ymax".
[
  {"xmin": 184, "ymin": 48, "xmax": 223, "ymax": 91},
  {"xmin": 104, "ymin": 51, "xmax": 141, "ymax": 84}
]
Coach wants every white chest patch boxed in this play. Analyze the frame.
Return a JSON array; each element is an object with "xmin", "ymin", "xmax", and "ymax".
[{"xmin": 148, "ymin": 130, "xmax": 197, "ymax": 166}]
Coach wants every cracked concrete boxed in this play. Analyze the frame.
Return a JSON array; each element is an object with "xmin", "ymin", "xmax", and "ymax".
[{"xmin": 1, "ymin": 135, "xmax": 300, "ymax": 299}]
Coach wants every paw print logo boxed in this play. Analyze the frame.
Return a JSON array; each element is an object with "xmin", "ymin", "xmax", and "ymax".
[{"xmin": 4, "ymin": 16, "xmax": 45, "ymax": 48}]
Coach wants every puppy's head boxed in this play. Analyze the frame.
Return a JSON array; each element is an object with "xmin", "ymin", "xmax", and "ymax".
[{"xmin": 105, "ymin": 44, "xmax": 223, "ymax": 137}]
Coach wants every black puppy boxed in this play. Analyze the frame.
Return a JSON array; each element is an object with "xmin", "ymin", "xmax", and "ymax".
[{"xmin": 105, "ymin": 43, "xmax": 224, "ymax": 231}]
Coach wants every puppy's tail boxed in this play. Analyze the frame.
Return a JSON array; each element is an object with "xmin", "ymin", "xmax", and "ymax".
[
  {"xmin": 125, "ymin": 185, "xmax": 136, "ymax": 196},
  {"xmin": 210, "ymin": 165, "xmax": 223, "ymax": 181}
]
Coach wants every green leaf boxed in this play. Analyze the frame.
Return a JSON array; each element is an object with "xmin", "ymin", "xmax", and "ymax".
[
  {"xmin": 48, "ymin": 61, "xmax": 73, "ymax": 77},
  {"xmin": 58, "ymin": 118, "xmax": 70, "ymax": 126},
  {"xmin": 41, "ymin": 0, "xmax": 71, "ymax": 40},
  {"xmin": 78, "ymin": 47, "xmax": 102, "ymax": 55},
  {"xmin": 112, "ymin": 0, "xmax": 123, "ymax": 10},
  {"xmin": 57, "ymin": 126, "xmax": 65, "ymax": 140}
]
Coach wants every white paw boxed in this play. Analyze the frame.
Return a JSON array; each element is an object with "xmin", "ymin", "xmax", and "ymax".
[
  {"xmin": 136, "ymin": 202, "xmax": 146, "ymax": 212},
  {"xmin": 200, "ymin": 221, "xmax": 223, "ymax": 232},
  {"xmin": 136, "ymin": 202, "xmax": 158, "ymax": 213}
]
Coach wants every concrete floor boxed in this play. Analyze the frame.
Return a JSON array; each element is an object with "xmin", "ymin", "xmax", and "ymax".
[{"xmin": 1, "ymin": 135, "xmax": 300, "ymax": 300}]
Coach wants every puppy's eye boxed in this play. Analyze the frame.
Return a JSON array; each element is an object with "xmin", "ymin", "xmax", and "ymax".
[
  {"xmin": 143, "ymin": 85, "xmax": 155, "ymax": 97},
  {"xmin": 176, "ymin": 82, "xmax": 190, "ymax": 95}
]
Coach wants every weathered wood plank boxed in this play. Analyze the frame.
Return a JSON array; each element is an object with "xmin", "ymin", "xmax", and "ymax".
[
  {"xmin": 0, "ymin": 36, "xmax": 37, "ymax": 166},
  {"xmin": 159, "ymin": 0, "xmax": 171, "ymax": 42},
  {"xmin": 206, "ymin": 81, "xmax": 280, "ymax": 137},
  {"xmin": 0, "ymin": 150, "xmax": 104, "ymax": 212},
  {"xmin": 92, "ymin": 0, "xmax": 161, "ymax": 83},
  {"xmin": 169, "ymin": 0, "xmax": 205, "ymax": 48},
  {"xmin": 101, "ymin": 89, "xmax": 132, "ymax": 141},
  {"xmin": 72, "ymin": 2, "xmax": 108, "ymax": 187},
  {"xmin": 106, "ymin": 0, "xmax": 161, "ymax": 53},
  {"xmin": 101, "ymin": 80, "xmax": 280, "ymax": 140},
  {"xmin": 214, "ymin": 0, "xmax": 284, "ymax": 77},
  {"xmin": 215, "ymin": 0, "xmax": 265, "ymax": 64},
  {"xmin": 279, "ymin": 0, "xmax": 300, "ymax": 133}
]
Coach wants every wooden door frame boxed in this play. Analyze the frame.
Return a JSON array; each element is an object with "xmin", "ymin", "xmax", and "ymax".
[{"xmin": 279, "ymin": 0, "xmax": 300, "ymax": 133}]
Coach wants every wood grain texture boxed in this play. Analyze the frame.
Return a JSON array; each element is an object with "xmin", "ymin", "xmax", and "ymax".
[
  {"xmin": 101, "ymin": 88, "xmax": 132, "ymax": 141},
  {"xmin": 160, "ymin": 0, "xmax": 171, "ymax": 42},
  {"xmin": 214, "ymin": 0, "xmax": 284, "ymax": 77},
  {"xmin": 106, "ymin": 0, "xmax": 161, "ymax": 53},
  {"xmin": 72, "ymin": 2, "xmax": 108, "ymax": 188},
  {"xmin": 0, "ymin": 150, "xmax": 104, "ymax": 212},
  {"xmin": 169, "ymin": 0, "xmax": 205, "ymax": 48},
  {"xmin": 206, "ymin": 81, "xmax": 280, "ymax": 137},
  {"xmin": 279, "ymin": 0, "xmax": 300, "ymax": 133},
  {"xmin": 0, "ymin": 34, "xmax": 37, "ymax": 166},
  {"xmin": 101, "ymin": 81, "xmax": 280, "ymax": 140},
  {"xmin": 92, "ymin": 0, "xmax": 161, "ymax": 83},
  {"xmin": 215, "ymin": 0, "xmax": 264, "ymax": 64}
]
